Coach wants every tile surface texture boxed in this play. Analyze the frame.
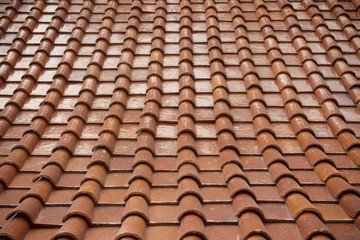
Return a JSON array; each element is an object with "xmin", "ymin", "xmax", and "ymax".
[{"xmin": 0, "ymin": 0, "xmax": 360, "ymax": 239}]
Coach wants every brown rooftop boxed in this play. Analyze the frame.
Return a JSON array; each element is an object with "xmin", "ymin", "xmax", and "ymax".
[{"xmin": 0, "ymin": 0, "xmax": 360, "ymax": 239}]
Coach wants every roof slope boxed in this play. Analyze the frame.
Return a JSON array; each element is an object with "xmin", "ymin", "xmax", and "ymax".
[{"xmin": 0, "ymin": 0, "xmax": 360, "ymax": 239}]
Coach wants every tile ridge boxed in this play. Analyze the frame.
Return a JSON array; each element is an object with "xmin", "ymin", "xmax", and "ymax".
[
  {"xmin": 280, "ymin": 0, "xmax": 360, "ymax": 167},
  {"xmin": 0, "ymin": 0, "xmax": 71, "ymax": 190},
  {"xmin": 0, "ymin": 0, "xmax": 88, "ymax": 188},
  {"xmin": 326, "ymin": 0, "xmax": 360, "ymax": 110},
  {"xmin": 50, "ymin": 1, "xmax": 120, "ymax": 239},
  {"xmin": 253, "ymin": 0, "xmax": 337, "ymax": 239},
  {"xmin": 0, "ymin": 0, "xmax": 93, "ymax": 239},
  {"xmin": 115, "ymin": 1, "xmax": 165, "ymax": 239},
  {"xmin": 0, "ymin": 0, "xmax": 22, "ymax": 38},
  {"xmin": 325, "ymin": 0, "xmax": 360, "ymax": 58},
  {"xmin": 177, "ymin": 1, "xmax": 207, "ymax": 240},
  {"xmin": 0, "ymin": 0, "xmax": 68, "ymax": 141},
  {"xmin": 351, "ymin": 0, "xmax": 360, "ymax": 14},
  {"xmin": 0, "ymin": 0, "xmax": 45, "ymax": 87},
  {"xmin": 278, "ymin": 0, "xmax": 360, "ymax": 230},
  {"xmin": 231, "ymin": 0, "xmax": 320, "ymax": 239},
  {"xmin": 301, "ymin": 0, "xmax": 360, "ymax": 109},
  {"xmin": 207, "ymin": 0, "xmax": 270, "ymax": 239}
]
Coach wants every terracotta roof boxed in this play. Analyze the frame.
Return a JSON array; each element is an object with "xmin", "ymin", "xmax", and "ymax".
[{"xmin": 0, "ymin": 0, "xmax": 360, "ymax": 239}]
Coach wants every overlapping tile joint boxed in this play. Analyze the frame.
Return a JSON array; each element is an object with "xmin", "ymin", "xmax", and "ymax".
[{"xmin": 0, "ymin": 0, "xmax": 360, "ymax": 239}]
